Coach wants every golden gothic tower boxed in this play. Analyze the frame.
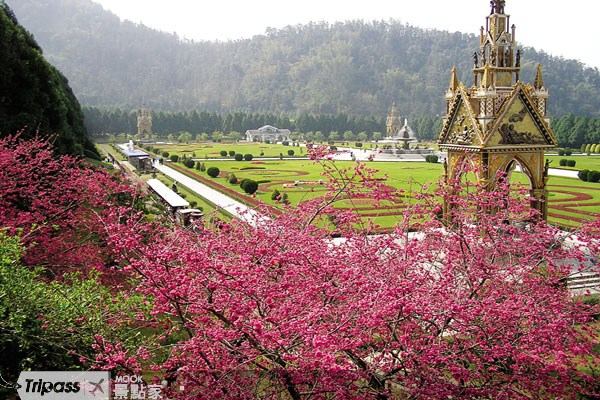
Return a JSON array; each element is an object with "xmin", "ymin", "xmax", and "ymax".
[
  {"xmin": 386, "ymin": 101, "xmax": 402, "ymax": 137},
  {"xmin": 137, "ymin": 104, "xmax": 153, "ymax": 139},
  {"xmin": 438, "ymin": 0, "xmax": 557, "ymax": 221}
]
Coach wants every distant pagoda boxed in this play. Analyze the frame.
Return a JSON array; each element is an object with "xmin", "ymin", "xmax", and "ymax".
[{"xmin": 438, "ymin": 0, "xmax": 557, "ymax": 221}]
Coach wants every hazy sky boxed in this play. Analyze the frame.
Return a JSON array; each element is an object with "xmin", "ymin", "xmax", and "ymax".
[{"xmin": 92, "ymin": 0, "xmax": 599, "ymax": 69}]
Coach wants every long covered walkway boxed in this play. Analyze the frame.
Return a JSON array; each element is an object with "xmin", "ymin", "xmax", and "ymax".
[{"xmin": 153, "ymin": 162, "xmax": 269, "ymax": 226}]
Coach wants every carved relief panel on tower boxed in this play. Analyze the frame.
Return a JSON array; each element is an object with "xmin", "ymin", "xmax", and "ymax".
[
  {"xmin": 445, "ymin": 103, "xmax": 481, "ymax": 146},
  {"xmin": 487, "ymin": 99, "xmax": 548, "ymax": 146}
]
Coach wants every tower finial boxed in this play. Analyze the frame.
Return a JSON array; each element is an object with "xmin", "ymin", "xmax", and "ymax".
[
  {"xmin": 449, "ymin": 67, "xmax": 459, "ymax": 92},
  {"xmin": 534, "ymin": 64, "xmax": 545, "ymax": 89},
  {"xmin": 490, "ymin": 0, "xmax": 506, "ymax": 14}
]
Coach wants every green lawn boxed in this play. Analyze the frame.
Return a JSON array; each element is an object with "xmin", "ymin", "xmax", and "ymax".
[
  {"xmin": 172, "ymin": 157, "xmax": 599, "ymax": 229},
  {"xmin": 131, "ymin": 140, "xmax": 600, "ymax": 229},
  {"xmin": 145, "ymin": 141, "xmax": 309, "ymax": 159},
  {"xmin": 546, "ymin": 155, "xmax": 600, "ymax": 171}
]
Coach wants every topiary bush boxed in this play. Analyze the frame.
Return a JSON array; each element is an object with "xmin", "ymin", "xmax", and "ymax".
[
  {"xmin": 162, "ymin": 151, "xmax": 170, "ymax": 158},
  {"xmin": 355, "ymin": 142, "xmax": 363, "ymax": 148},
  {"xmin": 564, "ymin": 148, "xmax": 572, "ymax": 156},
  {"xmin": 557, "ymin": 149, "xmax": 565, "ymax": 156},
  {"xmin": 559, "ymin": 159, "xmax": 567, "ymax": 167},
  {"xmin": 287, "ymin": 150, "xmax": 295, "ymax": 156},
  {"xmin": 234, "ymin": 153, "xmax": 244, "ymax": 161},
  {"xmin": 579, "ymin": 170, "xmax": 590, "ymax": 182},
  {"xmin": 566, "ymin": 160, "xmax": 576, "ymax": 167},
  {"xmin": 244, "ymin": 154, "xmax": 253, "ymax": 161},
  {"xmin": 282, "ymin": 141, "xmax": 290, "ymax": 146},
  {"xmin": 170, "ymin": 154, "xmax": 180, "ymax": 163},
  {"xmin": 207, "ymin": 167, "xmax": 220, "ymax": 178},
  {"xmin": 229, "ymin": 150, "xmax": 236, "ymax": 156},
  {"xmin": 184, "ymin": 159, "xmax": 195, "ymax": 168},
  {"xmin": 588, "ymin": 170, "xmax": 600, "ymax": 183},
  {"xmin": 220, "ymin": 150, "xmax": 227, "ymax": 157},
  {"xmin": 241, "ymin": 179, "xmax": 259, "ymax": 194},
  {"xmin": 228, "ymin": 173, "xmax": 238, "ymax": 184},
  {"xmin": 425, "ymin": 155, "xmax": 439, "ymax": 163}
]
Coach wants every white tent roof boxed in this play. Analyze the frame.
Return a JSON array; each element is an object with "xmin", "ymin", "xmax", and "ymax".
[{"xmin": 147, "ymin": 179, "xmax": 189, "ymax": 208}]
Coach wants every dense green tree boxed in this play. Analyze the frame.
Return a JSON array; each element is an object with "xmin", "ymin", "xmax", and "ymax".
[{"xmin": 0, "ymin": 3, "xmax": 98, "ymax": 157}]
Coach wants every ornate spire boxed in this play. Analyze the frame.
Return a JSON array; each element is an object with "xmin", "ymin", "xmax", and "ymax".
[
  {"xmin": 534, "ymin": 64, "xmax": 545, "ymax": 90},
  {"xmin": 449, "ymin": 67, "xmax": 459, "ymax": 92}
]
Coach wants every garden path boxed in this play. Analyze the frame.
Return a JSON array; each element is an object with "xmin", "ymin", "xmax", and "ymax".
[{"xmin": 153, "ymin": 161, "xmax": 269, "ymax": 226}]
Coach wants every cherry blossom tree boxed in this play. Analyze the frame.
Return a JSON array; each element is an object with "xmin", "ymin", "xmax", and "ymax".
[
  {"xmin": 0, "ymin": 134, "xmax": 143, "ymax": 274},
  {"xmin": 97, "ymin": 150, "xmax": 599, "ymax": 399},
  {"xmin": 1, "ymin": 136, "xmax": 596, "ymax": 398}
]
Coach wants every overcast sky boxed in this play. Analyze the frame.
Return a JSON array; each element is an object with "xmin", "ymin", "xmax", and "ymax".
[{"xmin": 92, "ymin": 0, "xmax": 599, "ymax": 69}]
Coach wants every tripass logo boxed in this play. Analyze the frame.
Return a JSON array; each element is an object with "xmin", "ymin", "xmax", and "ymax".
[{"xmin": 16, "ymin": 371, "xmax": 110, "ymax": 400}]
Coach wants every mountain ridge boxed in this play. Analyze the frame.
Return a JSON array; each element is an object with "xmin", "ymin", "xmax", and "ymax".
[{"xmin": 8, "ymin": 0, "xmax": 600, "ymax": 117}]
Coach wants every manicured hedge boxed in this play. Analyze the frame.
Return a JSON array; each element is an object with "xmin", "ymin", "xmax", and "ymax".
[{"xmin": 207, "ymin": 167, "xmax": 220, "ymax": 178}]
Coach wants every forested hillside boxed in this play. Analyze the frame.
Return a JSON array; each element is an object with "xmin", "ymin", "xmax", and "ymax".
[
  {"xmin": 0, "ymin": 2, "xmax": 98, "ymax": 157},
  {"xmin": 10, "ymin": 0, "xmax": 600, "ymax": 117}
]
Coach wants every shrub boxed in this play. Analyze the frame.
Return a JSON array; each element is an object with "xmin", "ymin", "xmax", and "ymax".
[
  {"xmin": 355, "ymin": 142, "xmax": 363, "ymax": 148},
  {"xmin": 153, "ymin": 148, "xmax": 161, "ymax": 154},
  {"xmin": 184, "ymin": 159, "xmax": 195, "ymax": 168},
  {"xmin": 564, "ymin": 149, "xmax": 572, "ymax": 156},
  {"xmin": 206, "ymin": 167, "xmax": 220, "ymax": 178},
  {"xmin": 281, "ymin": 192, "xmax": 290, "ymax": 205},
  {"xmin": 234, "ymin": 153, "xmax": 244, "ymax": 161},
  {"xmin": 264, "ymin": 139, "xmax": 271, "ymax": 144},
  {"xmin": 244, "ymin": 154, "xmax": 253, "ymax": 161},
  {"xmin": 588, "ymin": 170, "xmax": 600, "ymax": 183},
  {"xmin": 228, "ymin": 173, "xmax": 238, "ymax": 184},
  {"xmin": 566, "ymin": 160, "xmax": 576, "ymax": 167},
  {"xmin": 170, "ymin": 155, "xmax": 180, "ymax": 163},
  {"xmin": 239, "ymin": 179, "xmax": 249, "ymax": 189},
  {"xmin": 580, "ymin": 144, "xmax": 587, "ymax": 153},
  {"xmin": 162, "ymin": 151, "xmax": 170, "ymax": 158},
  {"xmin": 557, "ymin": 149, "xmax": 565, "ymax": 156},
  {"xmin": 282, "ymin": 141, "xmax": 289, "ymax": 146},
  {"xmin": 241, "ymin": 179, "xmax": 259, "ymax": 194},
  {"xmin": 229, "ymin": 150, "xmax": 236, "ymax": 156},
  {"xmin": 195, "ymin": 161, "xmax": 202, "ymax": 170},
  {"xmin": 585, "ymin": 144, "xmax": 592, "ymax": 154},
  {"xmin": 219, "ymin": 150, "xmax": 227, "ymax": 157},
  {"xmin": 287, "ymin": 150, "xmax": 295, "ymax": 156},
  {"xmin": 426, "ymin": 155, "xmax": 439, "ymax": 163},
  {"xmin": 271, "ymin": 189, "xmax": 281, "ymax": 201},
  {"xmin": 579, "ymin": 170, "xmax": 590, "ymax": 182},
  {"xmin": 558, "ymin": 159, "xmax": 567, "ymax": 167}
]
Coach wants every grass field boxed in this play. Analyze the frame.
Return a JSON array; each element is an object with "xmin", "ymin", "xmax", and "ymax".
[
  {"xmin": 166, "ymin": 153, "xmax": 600, "ymax": 229},
  {"xmin": 546, "ymin": 155, "xmax": 600, "ymax": 171},
  {"xmin": 146, "ymin": 141, "xmax": 310, "ymax": 159}
]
